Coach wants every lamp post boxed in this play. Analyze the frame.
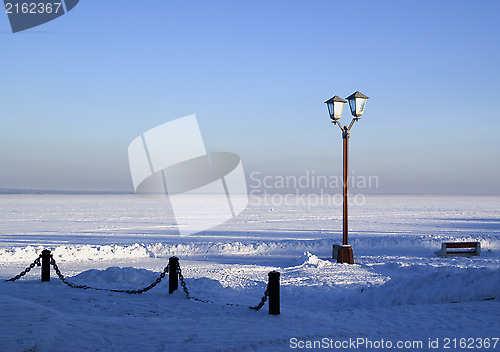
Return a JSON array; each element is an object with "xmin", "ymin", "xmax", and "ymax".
[{"xmin": 325, "ymin": 91, "xmax": 369, "ymax": 264}]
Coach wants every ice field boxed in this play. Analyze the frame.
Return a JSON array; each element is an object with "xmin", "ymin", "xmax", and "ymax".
[{"xmin": 0, "ymin": 194, "xmax": 499, "ymax": 352}]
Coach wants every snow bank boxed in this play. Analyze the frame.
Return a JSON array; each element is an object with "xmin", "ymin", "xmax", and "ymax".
[
  {"xmin": 359, "ymin": 266, "xmax": 500, "ymax": 306},
  {"xmin": 0, "ymin": 243, "xmax": 150, "ymax": 262},
  {"xmin": 2, "ymin": 234, "xmax": 499, "ymax": 263},
  {"xmin": 0, "ymin": 245, "xmax": 44, "ymax": 262},
  {"xmin": 71, "ymin": 267, "xmax": 159, "ymax": 288}
]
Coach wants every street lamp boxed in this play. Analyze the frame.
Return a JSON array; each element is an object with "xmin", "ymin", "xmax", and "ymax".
[
  {"xmin": 325, "ymin": 95, "xmax": 347, "ymax": 121},
  {"xmin": 324, "ymin": 91, "xmax": 369, "ymax": 264}
]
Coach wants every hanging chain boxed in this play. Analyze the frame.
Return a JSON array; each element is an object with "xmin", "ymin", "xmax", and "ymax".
[
  {"xmin": 249, "ymin": 286, "xmax": 269, "ymax": 311},
  {"xmin": 177, "ymin": 265, "xmax": 190, "ymax": 298},
  {"xmin": 50, "ymin": 254, "xmax": 170, "ymax": 294},
  {"xmin": 4, "ymin": 254, "xmax": 42, "ymax": 282},
  {"xmin": 177, "ymin": 265, "xmax": 211, "ymax": 303},
  {"xmin": 178, "ymin": 263, "xmax": 269, "ymax": 310}
]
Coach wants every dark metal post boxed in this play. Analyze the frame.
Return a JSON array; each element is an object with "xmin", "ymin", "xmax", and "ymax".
[
  {"xmin": 268, "ymin": 271, "xmax": 280, "ymax": 315},
  {"xmin": 343, "ymin": 131, "xmax": 349, "ymax": 246},
  {"xmin": 41, "ymin": 249, "xmax": 51, "ymax": 282},
  {"xmin": 337, "ymin": 129, "xmax": 354, "ymax": 264},
  {"xmin": 168, "ymin": 256, "xmax": 179, "ymax": 293}
]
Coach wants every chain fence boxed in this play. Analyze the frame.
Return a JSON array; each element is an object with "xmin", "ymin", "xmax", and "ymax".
[
  {"xmin": 4, "ymin": 254, "xmax": 42, "ymax": 282},
  {"xmin": 50, "ymin": 254, "xmax": 170, "ymax": 294},
  {"xmin": 4, "ymin": 251, "xmax": 273, "ymax": 312}
]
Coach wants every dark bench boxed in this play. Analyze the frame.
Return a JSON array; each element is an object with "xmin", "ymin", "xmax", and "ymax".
[{"xmin": 435, "ymin": 242, "xmax": 481, "ymax": 257}]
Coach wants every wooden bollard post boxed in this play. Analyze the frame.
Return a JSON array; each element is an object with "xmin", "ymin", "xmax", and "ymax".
[
  {"xmin": 41, "ymin": 249, "xmax": 51, "ymax": 282},
  {"xmin": 268, "ymin": 271, "xmax": 280, "ymax": 315},
  {"xmin": 169, "ymin": 257, "xmax": 179, "ymax": 293}
]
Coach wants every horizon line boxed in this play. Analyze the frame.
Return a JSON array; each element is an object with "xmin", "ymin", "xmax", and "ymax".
[{"xmin": 0, "ymin": 188, "xmax": 498, "ymax": 197}]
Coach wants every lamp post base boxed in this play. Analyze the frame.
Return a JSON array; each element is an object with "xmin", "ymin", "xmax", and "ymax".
[{"xmin": 337, "ymin": 245, "xmax": 354, "ymax": 264}]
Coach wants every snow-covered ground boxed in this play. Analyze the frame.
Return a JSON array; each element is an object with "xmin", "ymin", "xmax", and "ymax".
[{"xmin": 0, "ymin": 194, "xmax": 499, "ymax": 352}]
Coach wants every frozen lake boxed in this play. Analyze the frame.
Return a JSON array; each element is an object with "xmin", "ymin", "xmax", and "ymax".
[
  {"xmin": 0, "ymin": 194, "xmax": 499, "ymax": 261},
  {"xmin": 1, "ymin": 194, "xmax": 499, "ymax": 244}
]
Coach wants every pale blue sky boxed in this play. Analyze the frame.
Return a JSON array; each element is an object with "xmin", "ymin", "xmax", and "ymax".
[{"xmin": 1, "ymin": 0, "xmax": 499, "ymax": 194}]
